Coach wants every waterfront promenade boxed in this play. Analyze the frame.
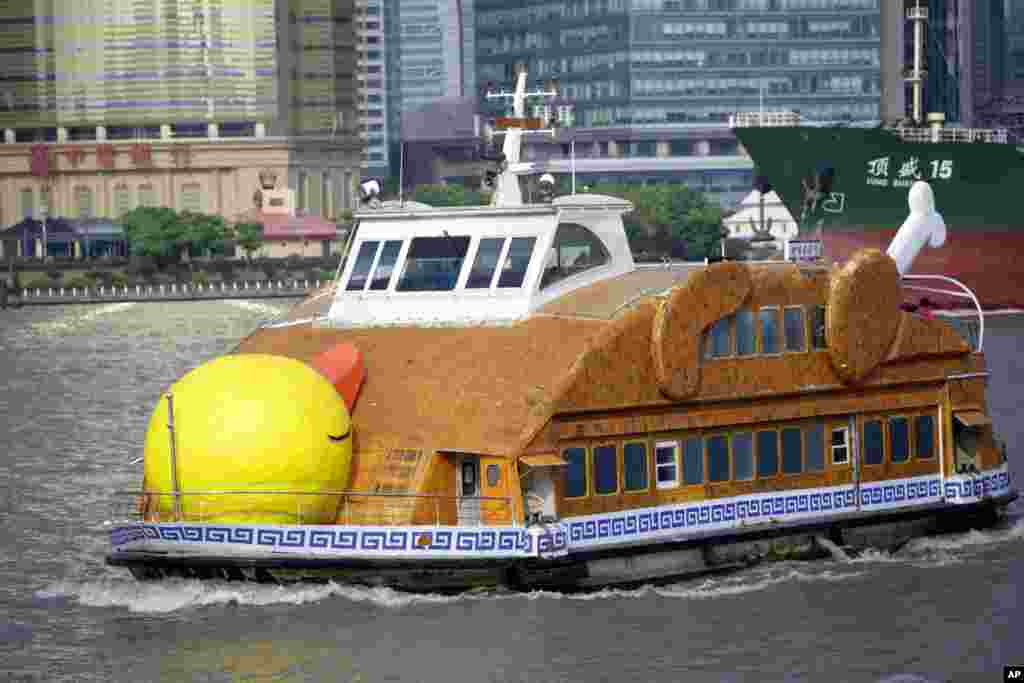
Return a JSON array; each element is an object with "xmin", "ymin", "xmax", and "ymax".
[{"xmin": 0, "ymin": 278, "xmax": 326, "ymax": 308}]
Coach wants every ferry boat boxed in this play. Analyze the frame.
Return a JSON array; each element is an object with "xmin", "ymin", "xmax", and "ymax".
[
  {"xmin": 730, "ymin": 3, "xmax": 1024, "ymax": 311},
  {"xmin": 107, "ymin": 71, "xmax": 1016, "ymax": 592}
]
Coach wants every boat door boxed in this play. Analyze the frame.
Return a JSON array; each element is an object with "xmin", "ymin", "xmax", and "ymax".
[{"xmin": 456, "ymin": 455, "xmax": 482, "ymax": 526}]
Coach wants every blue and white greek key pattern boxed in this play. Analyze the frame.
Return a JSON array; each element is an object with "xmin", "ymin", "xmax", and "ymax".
[{"xmin": 944, "ymin": 466, "xmax": 1012, "ymax": 504}]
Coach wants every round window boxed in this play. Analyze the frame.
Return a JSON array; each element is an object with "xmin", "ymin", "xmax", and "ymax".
[{"xmin": 486, "ymin": 464, "xmax": 500, "ymax": 487}]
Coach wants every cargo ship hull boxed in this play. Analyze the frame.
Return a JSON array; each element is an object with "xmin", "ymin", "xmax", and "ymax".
[{"xmin": 734, "ymin": 125, "xmax": 1024, "ymax": 309}]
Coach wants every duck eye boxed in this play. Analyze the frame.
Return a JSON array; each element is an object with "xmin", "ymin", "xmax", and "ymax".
[{"xmin": 327, "ymin": 428, "xmax": 350, "ymax": 442}]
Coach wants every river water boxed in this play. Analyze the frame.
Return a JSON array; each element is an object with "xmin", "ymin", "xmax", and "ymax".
[{"xmin": 0, "ymin": 301, "xmax": 1021, "ymax": 683}]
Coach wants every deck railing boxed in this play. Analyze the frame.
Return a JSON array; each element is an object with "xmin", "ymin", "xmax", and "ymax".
[
  {"xmin": 901, "ymin": 274, "xmax": 985, "ymax": 353},
  {"xmin": 112, "ymin": 490, "xmax": 517, "ymax": 527}
]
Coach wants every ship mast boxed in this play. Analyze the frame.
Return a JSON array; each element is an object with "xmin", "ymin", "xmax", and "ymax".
[{"xmin": 906, "ymin": 0, "xmax": 928, "ymax": 125}]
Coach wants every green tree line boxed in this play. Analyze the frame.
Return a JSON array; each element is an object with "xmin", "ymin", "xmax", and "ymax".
[{"xmin": 120, "ymin": 207, "xmax": 265, "ymax": 267}]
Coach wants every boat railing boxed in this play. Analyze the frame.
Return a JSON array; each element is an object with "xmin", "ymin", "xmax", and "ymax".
[
  {"xmin": 729, "ymin": 111, "xmax": 802, "ymax": 128},
  {"xmin": 901, "ymin": 274, "xmax": 985, "ymax": 353},
  {"xmin": 893, "ymin": 126, "xmax": 1009, "ymax": 144},
  {"xmin": 112, "ymin": 490, "xmax": 517, "ymax": 528}
]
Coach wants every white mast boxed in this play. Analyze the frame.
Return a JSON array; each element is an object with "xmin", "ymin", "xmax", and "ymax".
[{"xmin": 906, "ymin": 1, "xmax": 928, "ymax": 125}]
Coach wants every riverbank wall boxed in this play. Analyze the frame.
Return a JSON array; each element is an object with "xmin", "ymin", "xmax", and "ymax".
[{"xmin": 1, "ymin": 279, "xmax": 327, "ymax": 307}]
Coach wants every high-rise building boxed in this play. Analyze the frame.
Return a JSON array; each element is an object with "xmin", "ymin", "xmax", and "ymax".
[
  {"xmin": 355, "ymin": 0, "xmax": 389, "ymax": 177},
  {"xmin": 0, "ymin": 0, "xmax": 361, "ymax": 232}
]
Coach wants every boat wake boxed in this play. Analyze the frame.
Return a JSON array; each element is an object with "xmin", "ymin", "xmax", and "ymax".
[
  {"xmin": 29, "ymin": 302, "xmax": 138, "ymax": 335},
  {"xmin": 224, "ymin": 299, "xmax": 291, "ymax": 318}
]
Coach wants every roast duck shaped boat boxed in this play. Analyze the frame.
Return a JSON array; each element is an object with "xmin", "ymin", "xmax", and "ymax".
[{"xmin": 108, "ymin": 72, "xmax": 1016, "ymax": 591}]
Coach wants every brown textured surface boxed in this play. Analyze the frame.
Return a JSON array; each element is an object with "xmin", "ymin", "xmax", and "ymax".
[
  {"xmin": 827, "ymin": 249, "xmax": 902, "ymax": 383},
  {"xmin": 538, "ymin": 266, "xmax": 697, "ymax": 319},
  {"xmin": 884, "ymin": 313, "xmax": 971, "ymax": 363},
  {"xmin": 652, "ymin": 262, "xmax": 753, "ymax": 399}
]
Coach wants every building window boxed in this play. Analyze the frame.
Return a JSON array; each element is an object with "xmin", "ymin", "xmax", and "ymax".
[
  {"xmin": 39, "ymin": 187, "xmax": 50, "ymax": 218},
  {"xmin": 784, "ymin": 307, "xmax": 806, "ymax": 352},
  {"xmin": 19, "ymin": 188, "xmax": 33, "ymax": 218},
  {"xmin": 757, "ymin": 429, "xmax": 778, "ymax": 477},
  {"xmin": 564, "ymin": 447, "xmax": 587, "ymax": 498},
  {"xmin": 705, "ymin": 316, "xmax": 732, "ymax": 359},
  {"xmin": 759, "ymin": 307, "xmax": 780, "ymax": 354},
  {"xmin": 733, "ymin": 431, "xmax": 754, "ymax": 481},
  {"xmin": 497, "ymin": 237, "xmax": 537, "ymax": 288},
  {"xmin": 781, "ymin": 426, "xmax": 803, "ymax": 474},
  {"xmin": 735, "ymin": 310, "xmax": 755, "ymax": 356},
  {"xmin": 321, "ymin": 172, "xmax": 330, "ymax": 218},
  {"xmin": 623, "ymin": 442, "xmax": 648, "ymax": 492},
  {"xmin": 346, "ymin": 240, "xmax": 379, "ymax": 291},
  {"xmin": 369, "ymin": 240, "xmax": 403, "ymax": 291},
  {"xmin": 707, "ymin": 434, "xmax": 729, "ymax": 482},
  {"xmin": 831, "ymin": 427, "xmax": 850, "ymax": 464},
  {"xmin": 655, "ymin": 440, "xmax": 679, "ymax": 488},
  {"xmin": 915, "ymin": 415, "xmax": 935, "ymax": 459},
  {"xmin": 308, "ymin": 172, "xmax": 322, "ymax": 216},
  {"xmin": 114, "ymin": 185, "xmax": 131, "ymax": 217},
  {"xmin": 593, "ymin": 444, "xmax": 618, "ymax": 495},
  {"xmin": 863, "ymin": 419, "xmax": 884, "ymax": 465},
  {"xmin": 297, "ymin": 170, "xmax": 307, "ymax": 211},
  {"xmin": 343, "ymin": 171, "xmax": 353, "ymax": 210},
  {"xmin": 181, "ymin": 183, "xmax": 201, "ymax": 212},
  {"xmin": 683, "ymin": 436, "xmax": 703, "ymax": 484},
  {"xmin": 540, "ymin": 222, "xmax": 610, "ymax": 289},
  {"xmin": 889, "ymin": 416, "xmax": 910, "ymax": 463},
  {"xmin": 396, "ymin": 236, "xmax": 471, "ymax": 292},
  {"xmin": 138, "ymin": 184, "xmax": 156, "ymax": 207},
  {"xmin": 805, "ymin": 422, "xmax": 825, "ymax": 471},
  {"xmin": 811, "ymin": 305, "xmax": 827, "ymax": 349},
  {"xmin": 75, "ymin": 186, "xmax": 93, "ymax": 218}
]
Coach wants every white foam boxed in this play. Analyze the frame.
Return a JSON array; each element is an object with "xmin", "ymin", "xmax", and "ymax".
[
  {"xmin": 30, "ymin": 302, "xmax": 138, "ymax": 335},
  {"xmin": 224, "ymin": 299, "xmax": 289, "ymax": 317}
]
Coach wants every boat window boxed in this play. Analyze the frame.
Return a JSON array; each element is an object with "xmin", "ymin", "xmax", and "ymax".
[
  {"xmin": 396, "ymin": 235, "xmax": 471, "ymax": 292},
  {"xmin": 369, "ymin": 240, "xmax": 403, "ymax": 290},
  {"xmin": 707, "ymin": 435, "xmax": 730, "ymax": 482},
  {"xmin": 540, "ymin": 222, "xmax": 611, "ymax": 290},
  {"xmin": 733, "ymin": 431, "xmax": 754, "ymax": 481},
  {"xmin": 889, "ymin": 417, "xmax": 910, "ymax": 463},
  {"xmin": 757, "ymin": 430, "xmax": 778, "ymax": 477},
  {"xmin": 805, "ymin": 422, "xmax": 825, "ymax": 471},
  {"xmin": 623, "ymin": 442, "xmax": 648, "ymax": 492},
  {"xmin": 345, "ymin": 240, "xmax": 379, "ymax": 291},
  {"xmin": 863, "ymin": 419, "xmax": 884, "ymax": 465},
  {"xmin": 915, "ymin": 415, "xmax": 935, "ymax": 459},
  {"xmin": 466, "ymin": 237, "xmax": 504, "ymax": 289},
  {"xmin": 563, "ymin": 447, "xmax": 587, "ymax": 498},
  {"xmin": 759, "ymin": 307, "xmax": 781, "ymax": 354},
  {"xmin": 683, "ymin": 436, "xmax": 703, "ymax": 485},
  {"xmin": 705, "ymin": 316, "xmax": 732, "ymax": 359},
  {"xmin": 497, "ymin": 237, "xmax": 537, "ymax": 288},
  {"xmin": 655, "ymin": 441, "xmax": 679, "ymax": 488},
  {"xmin": 735, "ymin": 310, "xmax": 756, "ymax": 356},
  {"xmin": 486, "ymin": 464, "xmax": 500, "ymax": 487},
  {"xmin": 782, "ymin": 427, "xmax": 803, "ymax": 474},
  {"xmin": 831, "ymin": 427, "xmax": 849, "ymax": 464},
  {"xmin": 593, "ymin": 444, "xmax": 618, "ymax": 495},
  {"xmin": 784, "ymin": 307, "xmax": 806, "ymax": 352},
  {"xmin": 811, "ymin": 305, "xmax": 827, "ymax": 349}
]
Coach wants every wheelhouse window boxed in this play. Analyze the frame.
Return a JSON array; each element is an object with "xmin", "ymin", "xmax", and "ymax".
[
  {"xmin": 346, "ymin": 240, "xmax": 379, "ymax": 291},
  {"xmin": 784, "ymin": 307, "xmax": 806, "ymax": 352},
  {"xmin": 369, "ymin": 240, "xmax": 403, "ymax": 290},
  {"xmin": 831, "ymin": 427, "xmax": 850, "ymax": 464},
  {"xmin": 733, "ymin": 431, "xmax": 754, "ymax": 481},
  {"xmin": 805, "ymin": 423, "xmax": 825, "ymax": 471},
  {"xmin": 735, "ymin": 310, "xmax": 756, "ymax": 356},
  {"xmin": 466, "ymin": 237, "xmax": 503, "ymax": 289},
  {"xmin": 593, "ymin": 444, "xmax": 618, "ymax": 495},
  {"xmin": 781, "ymin": 427, "xmax": 803, "ymax": 474},
  {"xmin": 759, "ymin": 307, "xmax": 780, "ymax": 354},
  {"xmin": 540, "ymin": 222, "xmax": 610, "ymax": 289},
  {"xmin": 811, "ymin": 305, "xmax": 827, "ymax": 349},
  {"xmin": 655, "ymin": 440, "xmax": 679, "ymax": 488},
  {"xmin": 683, "ymin": 436, "xmax": 703, "ymax": 484},
  {"xmin": 564, "ymin": 447, "xmax": 587, "ymax": 498},
  {"xmin": 915, "ymin": 415, "xmax": 935, "ymax": 459},
  {"xmin": 396, "ymin": 235, "xmax": 471, "ymax": 292},
  {"xmin": 707, "ymin": 434, "xmax": 730, "ymax": 482},
  {"xmin": 705, "ymin": 316, "xmax": 732, "ymax": 359},
  {"xmin": 757, "ymin": 429, "xmax": 778, "ymax": 477},
  {"xmin": 863, "ymin": 419, "xmax": 884, "ymax": 465},
  {"xmin": 889, "ymin": 416, "xmax": 910, "ymax": 463},
  {"xmin": 497, "ymin": 237, "xmax": 537, "ymax": 288},
  {"xmin": 623, "ymin": 442, "xmax": 648, "ymax": 492}
]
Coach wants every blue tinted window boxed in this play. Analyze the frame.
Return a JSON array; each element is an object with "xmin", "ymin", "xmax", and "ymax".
[
  {"xmin": 733, "ymin": 432, "xmax": 753, "ymax": 480},
  {"xmin": 759, "ymin": 308, "xmax": 780, "ymax": 354},
  {"xmin": 805, "ymin": 423, "xmax": 825, "ymax": 471},
  {"xmin": 782, "ymin": 427, "xmax": 803, "ymax": 474},
  {"xmin": 466, "ymin": 238, "xmax": 503, "ymax": 289},
  {"xmin": 594, "ymin": 445, "xmax": 618, "ymax": 494},
  {"xmin": 757, "ymin": 430, "xmax": 778, "ymax": 477},
  {"xmin": 735, "ymin": 310, "xmax": 756, "ymax": 356},
  {"xmin": 564, "ymin": 447, "xmax": 587, "ymax": 498},
  {"xmin": 916, "ymin": 415, "xmax": 935, "ymax": 459},
  {"xmin": 623, "ymin": 442, "xmax": 648, "ymax": 492},
  {"xmin": 708, "ymin": 435, "xmax": 729, "ymax": 482},
  {"xmin": 345, "ymin": 240, "xmax": 379, "ymax": 291},
  {"xmin": 812, "ymin": 305, "xmax": 827, "ymax": 349},
  {"xmin": 784, "ymin": 307, "xmax": 806, "ymax": 352},
  {"xmin": 396, "ymin": 236, "xmax": 471, "ymax": 292},
  {"xmin": 683, "ymin": 437, "xmax": 703, "ymax": 484},
  {"xmin": 369, "ymin": 240, "xmax": 402, "ymax": 290},
  {"xmin": 705, "ymin": 317, "xmax": 732, "ymax": 358},
  {"xmin": 890, "ymin": 417, "xmax": 909, "ymax": 463},
  {"xmin": 863, "ymin": 420, "xmax": 884, "ymax": 465},
  {"xmin": 497, "ymin": 237, "xmax": 537, "ymax": 288}
]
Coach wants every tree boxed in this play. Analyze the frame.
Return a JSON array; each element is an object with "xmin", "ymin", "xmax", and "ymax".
[
  {"xmin": 179, "ymin": 211, "xmax": 229, "ymax": 259},
  {"xmin": 121, "ymin": 206, "xmax": 187, "ymax": 268},
  {"xmin": 233, "ymin": 222, "xmax": 264, "ymax": 262},
  {"xmin": 412, "ymin": 183, "xmax": 487, "ymax": 207}
]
